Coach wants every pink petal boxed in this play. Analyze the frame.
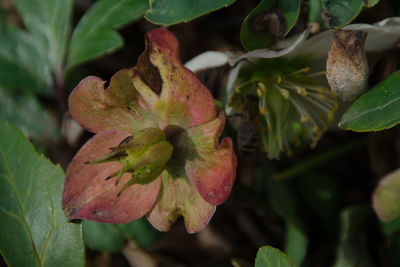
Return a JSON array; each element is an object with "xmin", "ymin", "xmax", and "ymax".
[
  {"xmin": 146, "ymin": 165, "xmax": 216, "ymax": 233},
  {"xmin": 174, "ymin": 109, "xmax": 237, "ymax": 205},
  {"xmin": 132, "ymin": 28, "xmax": 217, "ymax": 132},
  {"xmin": 69, "ymin": 69, "xmax": 156, "ymax": 133},
  {"xmin": 62, "ymin": 130, "xmax": 161, "ymax": 223}
]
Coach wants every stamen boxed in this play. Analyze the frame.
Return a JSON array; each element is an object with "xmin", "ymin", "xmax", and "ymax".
[
  {"xmin": 276, "ymin": 76, "xmax": 282, "ymax": 83},
  {"xmin": 260, "ymin": 107, "xmax": 269, "ymax": 115},
  {"xmin": 257, "ymin": 89, "xmax": 263, "ymax": 98},
  {"xmin": 258, "ymin": 82, "xmax": 268, "ymax": 93}
]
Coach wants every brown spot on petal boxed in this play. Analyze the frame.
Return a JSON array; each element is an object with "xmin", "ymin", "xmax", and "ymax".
[
  {"xmin": 207, "ymin": 192, "xmax": 215, "ymax": 199},
  {"xmin": 133, "ymin": 35, "xmax": 163, "ymax": 95}
]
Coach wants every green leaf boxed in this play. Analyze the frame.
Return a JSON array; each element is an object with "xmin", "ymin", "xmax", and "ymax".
[
  {"xmin": 240, "ymin": 0, "xmax": 301, "ymax": 51},
  {"xmin": 145, "ymin": 0, "xmax": 236, "ymax": 26},
  {"xmin": 0, "ymin": 87, "xmax": 58, "ymax": 141},
  {"xmin": 279, "ymin": 0, "xmax": 301, "ymax": 35},
  {"xmin": 255, "ymin": 246, "xmax": 297, "ymax": 267},
  {"xmin": 333, "ymin": 205, "xmax": 374, "ymax": 267},
  {"xmin": 83, "ymin": 221, "xmax": 126, "ymax": 252},
  {"xmin": 284, "ymin": 222, "xmax": 308, "ymax": 266},
  {"xmin": 13, "ymin": 0, "xmax": 73, "ymax": 72},
  {"xmin": 0, "ymin": 121, "xmax": 84, "ymax": 267},
  {"xmin": 266, "ymin": 179, "xmax": 308, "ymax": 266},
  {"xmin": 84, "ymin": 218, "xmax": 160, "ymax": 252},
  {"xmin": 322, "ymin": 0, "xmax": 373, "ymax": 27},
  {"xmin": 67, "ymin": 0, "xmax": 148, "ymax": 70},
  {"xmin": 0, "ymin": 23, "xmax": 51, "ymax": 94},
  {"xmin": 339, "ymin": 70, "xmax": 400, "ymax": 132}
]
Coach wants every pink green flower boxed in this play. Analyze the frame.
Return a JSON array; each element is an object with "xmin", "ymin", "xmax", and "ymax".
[{"xmin": 62, "ymin": 28, "xmax": 237, "ymax": 233}]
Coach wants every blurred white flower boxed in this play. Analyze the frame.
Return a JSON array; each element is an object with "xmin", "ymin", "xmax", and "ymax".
[{"xmin": 186, "ymin": 17, "xmax": 400, "ymax": 159}]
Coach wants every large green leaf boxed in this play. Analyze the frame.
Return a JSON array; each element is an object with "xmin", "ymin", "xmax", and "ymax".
[
  {"xmin": 84, "ymin": 218, "xmax": 160, "ymax": 252},
  {"xmin": 67, "ymin": 0, "xmax": 148, "ymax": 70},
  {"xmin": 0, "ymin": 87, "xmax": 58, "ymax": 141},
  {"xmin": 0, "ymin": 20, "xmax": 51, "ymax": 94},
  {"xmin": 145, "ymin": 0, "xmax": 236, "ymax": 26},
  {"xmin": 240, "ymin": 0, "xmax": 301, "ymax": 51},
  {"xmin": 322, "ymin": 0, "xmax": 380, "ymax": 27},
  {"xmin": 333, "ymin": 205, "xmax": 374, "ymax": 267},
  {"xmin": 13, "ymin": 0, "xmax": 73, "ymax": 72},
  {"xmin": 0, "ymin": 121, "xmax": 84, "ymax": 267},
  {"xmin": 255, "ymin": 246, "xmax": 297, "ymax": 267},
  {"xmin": 339, "ymin": 70, "xmax": 400, "ymax": 132}
]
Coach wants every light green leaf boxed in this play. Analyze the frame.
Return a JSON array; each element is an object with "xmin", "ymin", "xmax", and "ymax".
[
  {"xmin": 240, "ymin": 0, "xmax": 301, "ymax": 51},
  {"xmin": 367, "ymin": 0, "xmax": 380, "ymax": 7},
  {"xmin": 145, "ymin": 0, "xmax": 235, "ymax": 26},
  {"xmin": 333, "ymin": 205, "xmax": 374, "ymax": 267},
  {"xmin": 255, "ymin": 246, "xmax": 297, "ymax": 267},
  {"xmin": 0, "ymin": 121, "xmax": 84, "ymax": 267},
  {"xmin": 284, "ymin": 222, "xmax": 308, "ymax": 266},
  {"xmin": 0, "ymin": 87, "xmax": 58, "ymax": 141},
  {"xmin": 67, "ymin": 0, "xmax": 148, "ymax": 70},
  {"xmin": 13, "ymin": 0, "xmax": 73, "ymax": 72},
  {"xmin": 84, "ymin": 218, "xmax": 160, "ymax": 252},
  {"xmin": 339, "ymin": 70, "xmax": 400, "ymax": 132}
]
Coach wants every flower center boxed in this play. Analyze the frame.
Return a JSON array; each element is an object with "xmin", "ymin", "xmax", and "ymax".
[
  {"xmin": 229, "ymin": 57, "xmax": 338, "ymax": 159},
  {"xmin": 87, "ymin": 127, "xmax": 173, "ymax": 196}
]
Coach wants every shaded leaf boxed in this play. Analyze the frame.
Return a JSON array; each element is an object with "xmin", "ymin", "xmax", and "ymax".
[
  {"xmin": 145, "ymin": 0, "xmax": 235, "ymax": 26},
  {"xmin": 255, "ymin": 246, "xmax": 297, "ymax": 267},
  {"xmin": 322, "ymin": 0, "xmax": 379, "ymax": 27},
  {"xmin": 13, "ymin": 0, "xmax": 73, "ymax": 72},
  {"xmin": 240, "ymin": 0, "xmax": 301, "ymax": 51},
  {"xmin": 0, "ymin": 121, "xmax": 84, "ymax": 267},
  {"xmin": 380, "ymin": 217, "xmax": 400, "ymax": 236},
  {"xmin": 67, "ymin": 0, "xmax": 148, "ymax": 70},
  {"xmin": 333, "ymin": 205, "xmax": 374, "ymax": 267},
  {"xmin": 84, "ymin": 218, "xmax": 160, "ymax": 252},
  {"xmin": 0, "ymin": 87, "xmax": 58, "ymax": 141},
  {"xmin": 83, "ymin": 221, "xmax": 126, "ymax": 252},
  {"xmin": 0, "ymin": 22, "xmax": 51, "ymax": 94},
  {"xmin": 387, "ymin": 232, "xmax": 400, "ymax": 267},
  {"xmin": 339, "ymin": 70, "xmax": 400, "ymax": 132},
  {"xmin": 294, "ymin": 174, "xmax": 340, "ymax": 239},
  {"xmin": 266, "ymin": 179, "xmax": 308, "ymax": 266}
]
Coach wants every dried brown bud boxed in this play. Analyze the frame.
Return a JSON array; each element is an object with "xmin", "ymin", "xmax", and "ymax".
[{"xmin": 326, "ymin": 30, "xmax": 369, "ymax": 101}]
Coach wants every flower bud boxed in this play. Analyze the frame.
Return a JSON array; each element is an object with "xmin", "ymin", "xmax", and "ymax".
[{"xmin": 326, "ymin": 30, "xmax": 369, "ymax": 101}]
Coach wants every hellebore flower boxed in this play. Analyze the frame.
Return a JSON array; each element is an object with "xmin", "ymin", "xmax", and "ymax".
[
  {"xmin": 62, "ymin": 28, "xmax": 237, "ymax": 233},
  {"xmin": 186, "ymin": 17, "xmax": 400, "ymax": 159}
]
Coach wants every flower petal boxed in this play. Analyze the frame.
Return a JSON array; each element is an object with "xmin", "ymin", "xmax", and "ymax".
[
  {"xmin": 69, "ymin": 69, "xmax": 156, "ymax": 133},
  {"xmin": 146, "ymin": 160, "xmax": 216, "ymax": 233},
  {"xmin": 373, "ymin": 168, "xmax": 400, "ymax": 223},
  {"xmin": 131, "ymin": 28, "xmax": 217, "ymax": 131},
  {"xmin": 62, "ymin": 130, "xmax": 161, "ymax": 223},
  {"xmin": 174, "ymin": 109, "xmax": 237, "ymax": 205}
]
